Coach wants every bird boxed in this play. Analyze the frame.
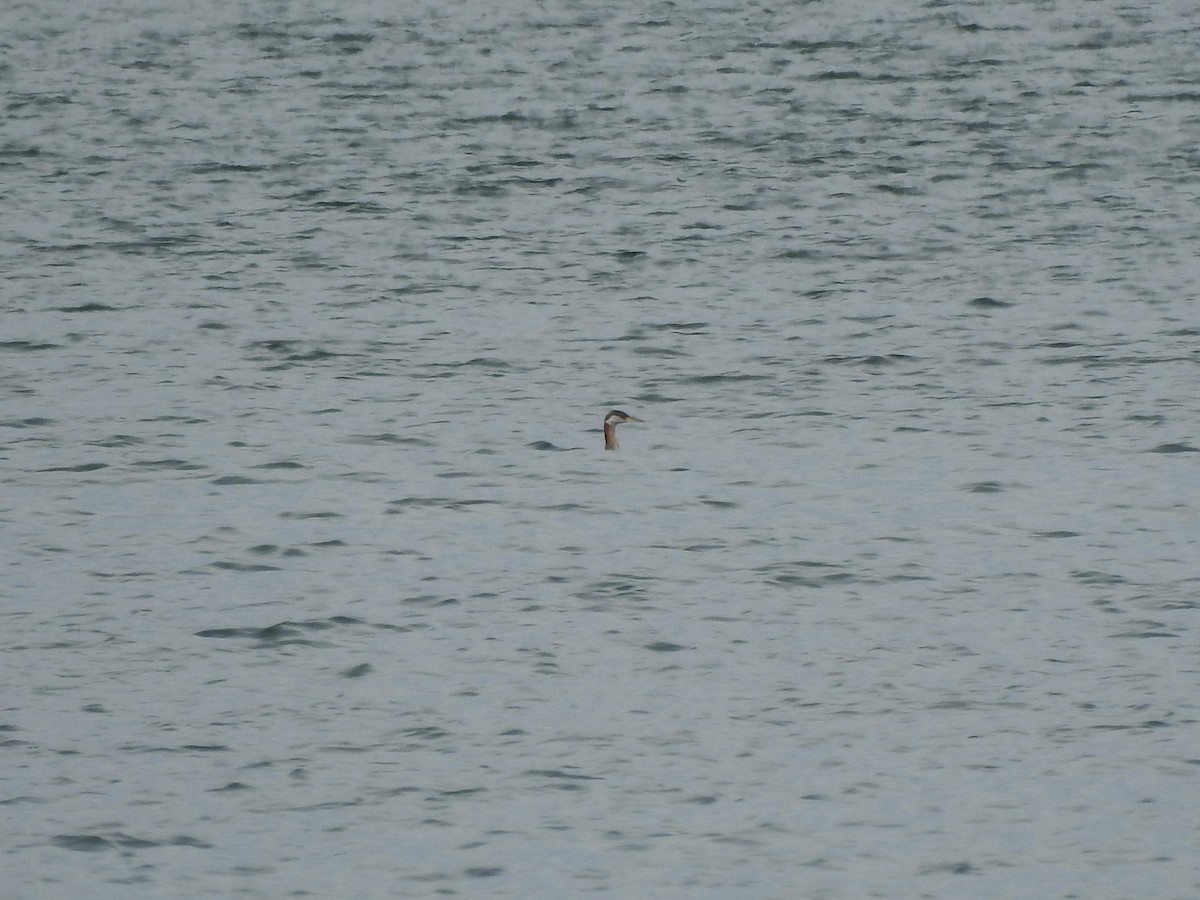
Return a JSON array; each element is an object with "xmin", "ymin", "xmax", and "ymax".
[{"xmin": 603, "ymin": 409, "xmax": 643, "ymax": 450}]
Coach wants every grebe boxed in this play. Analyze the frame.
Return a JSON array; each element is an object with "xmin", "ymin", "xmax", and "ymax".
[{"xmin": 603, "ymin": 409, "xmax": 643, "ymax": 450}]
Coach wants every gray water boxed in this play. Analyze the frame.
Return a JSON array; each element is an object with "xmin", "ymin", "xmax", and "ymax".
[{"xmin": 4, "ymin": 0, "xmax": 1200, "ymax": 897}]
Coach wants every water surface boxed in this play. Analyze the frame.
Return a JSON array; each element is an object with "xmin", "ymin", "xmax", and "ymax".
[{"xmin": 3, "ymin": 0, "xmax": 1200, "ymax": 897}]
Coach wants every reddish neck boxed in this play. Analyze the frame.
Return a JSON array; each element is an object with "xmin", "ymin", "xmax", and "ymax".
[{"xmin": 604, "ymin": 421, "xmax": 618, "ymax": 450}]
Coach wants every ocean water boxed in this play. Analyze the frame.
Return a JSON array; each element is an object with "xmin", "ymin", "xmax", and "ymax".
[{"xmin": 3, "ymin": 0, "xmax": 1200, "ymax": 897}]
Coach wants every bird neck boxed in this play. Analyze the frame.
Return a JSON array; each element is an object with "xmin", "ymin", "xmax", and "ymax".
[{"xmin": 604, "ymin": 420, "xmax": 618, "ymax": 450}]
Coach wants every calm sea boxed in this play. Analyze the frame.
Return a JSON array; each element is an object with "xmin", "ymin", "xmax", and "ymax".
[{"xmin": 4, "ymin": 0, "xmax": 1200, "ymax": 897}]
